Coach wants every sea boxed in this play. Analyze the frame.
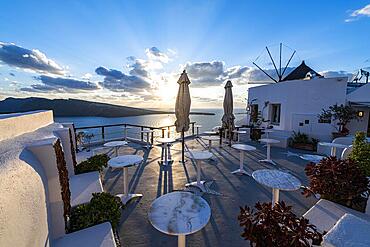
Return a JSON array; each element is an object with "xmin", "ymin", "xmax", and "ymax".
[{"xmin": 55, "ymin": 108, "xmax": 247, "ymax": 142}]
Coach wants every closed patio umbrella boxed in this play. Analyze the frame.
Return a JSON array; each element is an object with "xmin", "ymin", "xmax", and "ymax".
[
  {"xmin": 221, "ymin": 80, "xmax": 235, "ymax": 146},
  {"xmin": 175, "ymin": 70, "xmax": 191, "ymax": 163}
]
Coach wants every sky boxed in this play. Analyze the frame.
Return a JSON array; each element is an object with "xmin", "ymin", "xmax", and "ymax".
[{"xmin": 0, "ymin": 0, "xmax": 370, "ymax": 109}]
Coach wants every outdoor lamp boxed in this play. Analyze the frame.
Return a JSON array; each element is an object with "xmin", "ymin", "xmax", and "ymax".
[{"xmin": 358, "ymin": 111, "xmax": 364, "ymax": 118}]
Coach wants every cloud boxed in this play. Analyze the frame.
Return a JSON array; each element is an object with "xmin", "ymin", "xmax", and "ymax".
[
  {"xmin": 346, "ymin": 4, "xmax": 370, "ymax": 22},
  {"xmin": 95, "ymin": 66, "xmax": 151, "ymax": 92},
  {"xmin": 20, "ymin": 75, "xmax": 98, "ymax": 93},
  {"xmin": 184, "ymin": 61, "xmax": 225, "ymax": 86},
  {"xmin": 320, "ymin": 70, "xmax": 353, "ymax": 80},
  {"xmin": 0, "ymin": 42, "xmax": 65, "ymax": 75},
  {"xmin": 145, "ymin": 47, "xmax": 170, "ymax": 63},
  {"xmin": 9, "ymin": 72, "xmax": 15, "ymax": 76}
]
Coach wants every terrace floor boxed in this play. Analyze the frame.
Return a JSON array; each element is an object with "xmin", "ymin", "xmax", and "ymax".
[{"xmin": 78, "ymin": 136, "xmax": 319, "ymax": 247}]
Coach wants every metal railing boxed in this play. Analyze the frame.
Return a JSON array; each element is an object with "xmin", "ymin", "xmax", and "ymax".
[{"xmin": 74, "ymin": 122, "xmax": 196, "ymax": 150}]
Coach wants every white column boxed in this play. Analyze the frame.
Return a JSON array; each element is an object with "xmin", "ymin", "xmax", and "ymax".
[
  {"xmin": 331, "ymin": 147, "xmax": 336, "ymax": 157},
  {"xmin": 272, "ymin": 188, "xmax": 279, "ymax": 207},
  {"xmin": 266, "ymin": 144, "xmax": 271, "ymax": 160},
  {"xmin": 240, "ymin": 151, "xmax": 244, "ymax": 170},
  {"xmin": 196, "ymin": 160, "xmax": 201, "ymax": 186},
  {"xmin": 178, "ymin": 235, "xmax": 186, "ymax": 247},
  {"xmin": 123, "ymin": 167, "xmax": 128, "ymax": 195}
]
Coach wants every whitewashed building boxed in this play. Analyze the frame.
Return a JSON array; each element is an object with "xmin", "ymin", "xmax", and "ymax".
[{"xmin": 246, "ymin": 62, "xmax": 370, "ymax": 142}]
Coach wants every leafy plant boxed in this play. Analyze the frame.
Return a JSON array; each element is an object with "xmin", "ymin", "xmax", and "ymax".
[
  {"xmin": 75, "ymin": 154, "xmax": 110, "ymax": 175},
  {"xmin": 303, "ymin": 156, "xmax": 369, "ymax": 211},
  {"xmin": 238, "ymin": 201, "xmax": 323, "ymax": 247},
  {"xmin": 318, "ymin": 104, "xmax": 358, "ymax": 133},
  {"xmin": 68, "ymin": 192, "xmax": 122, "ymax": 233},
  {"xmin": 289, "ymin": 131, "xmax": 318, "ymax": 146},
  {"xmin": 76, "ymin": 131, "xmax": 95, "ymax": 151},
  {"xmin": 349, "ymin": 132, "xmax": 370, "ymax": 176}
]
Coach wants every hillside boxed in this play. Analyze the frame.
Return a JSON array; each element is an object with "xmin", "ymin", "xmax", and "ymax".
[{"xmin": 0, "ymin": 97, "xmax": 167, "ymax": 117}]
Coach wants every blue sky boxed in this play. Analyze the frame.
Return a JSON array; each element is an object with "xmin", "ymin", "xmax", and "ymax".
[{"xmin": 0, "ymin": 0, "xmax": 370, "ymax": 108}]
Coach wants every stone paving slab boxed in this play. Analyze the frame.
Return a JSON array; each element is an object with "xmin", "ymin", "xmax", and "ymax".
[{"xmin": 95, "ymin": 137, "xmax": 319, "ymax": 246}]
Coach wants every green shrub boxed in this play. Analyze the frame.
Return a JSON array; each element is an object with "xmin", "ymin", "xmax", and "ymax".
[
  {"xmin": 288, "ymin": 131, "xmax": 319, "ymax": 146},
  {"xmin": 68, "ymin": 192, "xmax": 122, "ymax": 233},
  {"xmin": 349, "ymin": 132, "xmax": 370, "ymax": 176},
  {"xmin": 75, "ymin": 154, "xmax": 110, "ymax": 175}
]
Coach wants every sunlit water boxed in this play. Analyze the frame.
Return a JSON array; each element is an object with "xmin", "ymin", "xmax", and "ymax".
[{"xmin": 56, "ymin": 108, "xmax": 247, "ymax": 142}]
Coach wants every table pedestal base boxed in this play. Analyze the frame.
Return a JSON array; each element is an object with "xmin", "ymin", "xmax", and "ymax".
[
  {"xmin": 116, "ymin": 193, "xmax": 143, "ymax": 205},
  {"xmin": 178, "ymin": 234, "xmax": 186, "ymax": 247},
  {"xmin": 259, "ymin": 159, "xmax": 277, "ymax": 166},
  {"xmin": 185, "ymin": 180, "xmax": 209, "ymax": 192},
  {"xmin": 231, "ymin": 168, "xmax": 250, "ymax": 176}
]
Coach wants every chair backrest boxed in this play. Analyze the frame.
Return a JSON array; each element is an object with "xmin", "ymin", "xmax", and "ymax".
[
  {"xmin": 341, "ymin": 145, "xmax": 353, "ymax": 160},
  {"xmin": 333, "ymin": 136, "xmax": 354, "ymax": 145}
]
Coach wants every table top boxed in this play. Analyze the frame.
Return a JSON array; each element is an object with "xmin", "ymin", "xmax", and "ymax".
[
  {"xmin": 185, "ymin": 150, "xmax": 213, "ymax": 160},
  {"xmin": 259, "ymin": 138, "xmax": 280, "ymax": 144},
  {"xmin": 108, "ymin": 155, "xmax": 143, "ymax": 168},
  {"xmin": 232, "ymin": 144, "xmax": 256, "ymax": 151},
  {"xmin": 141, "ymin": 129, "xmax": 154, "ymax": 133},
  {"xmin": 299, "ymin": 154, "xmax": 326, "ymax": 163},
  {"xmin": 322, "ymin": 213, "xmax": 370, "ymax": 247},
  {"xmin": 233, "ymin": 130, "xmax": 247, "ymax": 134},
  {"xmin": 148, "ymin": 191, "xmax": 211, "ymax": 236},
  {"xmin": 319, "ymin": 142, "xmax": 349, "ymax": 148},
  {"xmin": 201, "ymin": 136, "xmax": 220, "ymax": 141},
  {"xmin": 252, "ymin": 169, "xmax": 301, "ymax": 191},
  {"xmin": 156, "ymin": 137, "xmax": 176, "ymax": 144},
  {"xmin": 203, "ymin": 131, "xmax": 218, "ymax": 135},
  {"xmin": 103, "ymin": 141, "xmax": 128, "ymax": 147}
]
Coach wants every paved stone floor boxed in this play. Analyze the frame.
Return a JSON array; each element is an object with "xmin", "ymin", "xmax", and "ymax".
[{"xmin": 94, "ymin": 137, "xmax": 318, "ymax": 246}]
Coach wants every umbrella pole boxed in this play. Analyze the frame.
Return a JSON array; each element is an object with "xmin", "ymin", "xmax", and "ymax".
[{"xmin": 181, "ymin": 129, "xmax": 185, "ymax": 163}]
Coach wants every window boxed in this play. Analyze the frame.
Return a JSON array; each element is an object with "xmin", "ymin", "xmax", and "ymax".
[{"xmin": 270, "ymin": 104, "xmax": 281, "ymax": 125}]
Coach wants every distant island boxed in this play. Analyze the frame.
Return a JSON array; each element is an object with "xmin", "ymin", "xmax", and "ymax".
[{"xmin": 0, "ymin": 97, "xmax": 215, "ymax": 117}]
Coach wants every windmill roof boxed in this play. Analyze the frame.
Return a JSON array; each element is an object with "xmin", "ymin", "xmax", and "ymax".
[{"xmin": 282, "ymin": 61, "xmax": 321, "ymax": 81}]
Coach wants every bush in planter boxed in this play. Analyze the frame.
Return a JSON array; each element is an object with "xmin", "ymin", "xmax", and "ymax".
[
  {"xmin": 349, "ymin": 132, "xmax": 370, "ymax": 176},
  {"xmin": 238, "ymin": 201, "xmax": 323, "ymax": 246},
  {"xmin": 75, "ymin": 154, "xmax": 110, "ymax": 175},
  {"xmin": 68, "ymin": 192, "xmax": 122, "ymax": 233},
  {"xmin": 303, "ymin": 156, "xmax": 369, "ymax": 211},
  {"xmin": 288, "ymin": 131, "xmax": 319, "ymax": 151}
]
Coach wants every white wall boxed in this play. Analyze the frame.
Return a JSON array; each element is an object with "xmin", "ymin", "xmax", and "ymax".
[
  {"xmin": 248, "ymin": 77, "xmax": 348, "ymax": 140},
  {"xmin": 346, "ymin": 83, "xmax": 370, "ymax": 135},
  {"xmin": 0, "ymin": 110, "xmax": 54, "ymax": 141}
]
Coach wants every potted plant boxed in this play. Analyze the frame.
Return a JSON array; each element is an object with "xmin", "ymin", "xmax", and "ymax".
[
  {"xmin": 68, "ymin": 192, "xmax": 122, "ymax": 233},
  {"xmin": 238, "ymin": 201, "xmax": 323, "ymax": 246},
  {"xmin": 75, "ymin": 154, "xmax": 110, "ymax": 175},
  {"xmin": 303, "ymin": 156, "xmax": 370, "ymax": 212},
  {"xmin": 349, "ymin": 132, "xmax": 370, "ymax": 176},
  {"xmin": 288, "ymin": 131, "xmax": 319, "ymax": 151},
  {"xmin": 318, "ymin": 104, "xmax": 358, "ymax": 139}
]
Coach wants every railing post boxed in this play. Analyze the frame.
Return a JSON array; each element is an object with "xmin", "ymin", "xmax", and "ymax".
[
  {"xmin": 167, "ymin": 127, "xmax": 170, "ymax": 138},
  {"xmin": 162, "ymin": 129, "xmax": 165, "ymax": 138},
  {"xmin": 102, "ymin": 126, "xmax": 105, "ymax": 141},
  {"xmin": 151, "ymin": 128, "xmax": 154, "ymax": 144},
  {"xmin": 219, "ymin": 128, "xmax": 223, "ymax": 145},
  {"xmin": 191, "ymin": 123, "xmax": 195, "ymax": 136},
  {"xmin": 141, "ymin": 127, "xmax": 144, "ymax": 141}
]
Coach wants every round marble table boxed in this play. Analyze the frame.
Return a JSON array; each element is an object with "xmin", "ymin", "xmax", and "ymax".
[
  {"xmin": 108, "ymin": 155, "xmax": 143, "ymax": 205},
  {"xmin": 185, "ymin": 150, "xmax": 214, "ymax": 193},
  {"xmin": 203, "ymin": 130, "xmax": 217, "ymax": 135},
  {"xmin": 318, "ymin": 142, "xmax": 349, "ymax": 156},
  {"xmin": 194, "ymin": 125, "xmax": 202, "ymax": 137},
  {"xmin": 233, "ymin": 130, "xmax": 247, "ymax": 142},
  {"xmin": 252, "ymin": 169, "xmax": 301, "ymax": 207},
  {"xmin": 258, "ymin": 138, "xmax": 280, "ymax": 165},
  {"xmin": 103, "ymin": 140, "xmax": 128, "ymax": 157},
  {"xmin": 148, "ymin": 191, "xmax": 211, "ymax": 247},
  {"xmin": 299, "ymin": 154, "xmax": 326, "ymax": 164},
  {"xmin": 201, "ymin": 136, "xmax": 220, "ymax": 150},
  {"xmin": 141, "ymin": 129, "xmax": 154, "ymax": 149},
  {"xmin": 231, "ymin": 144, "xmax": 256, "ymax": 176},
  {"xmin": 157, "ymin": 137, "xmax": 176, "ymax": 165}
]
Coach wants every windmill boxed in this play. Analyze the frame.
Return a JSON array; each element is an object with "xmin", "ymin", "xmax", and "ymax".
[
  {"xmin": 352, "ymin": 68, "xmax": 369, "ymax": 84},
  {"xmin": 253, "ymin": 43, "xmax": 298, "ymax": 83}
]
